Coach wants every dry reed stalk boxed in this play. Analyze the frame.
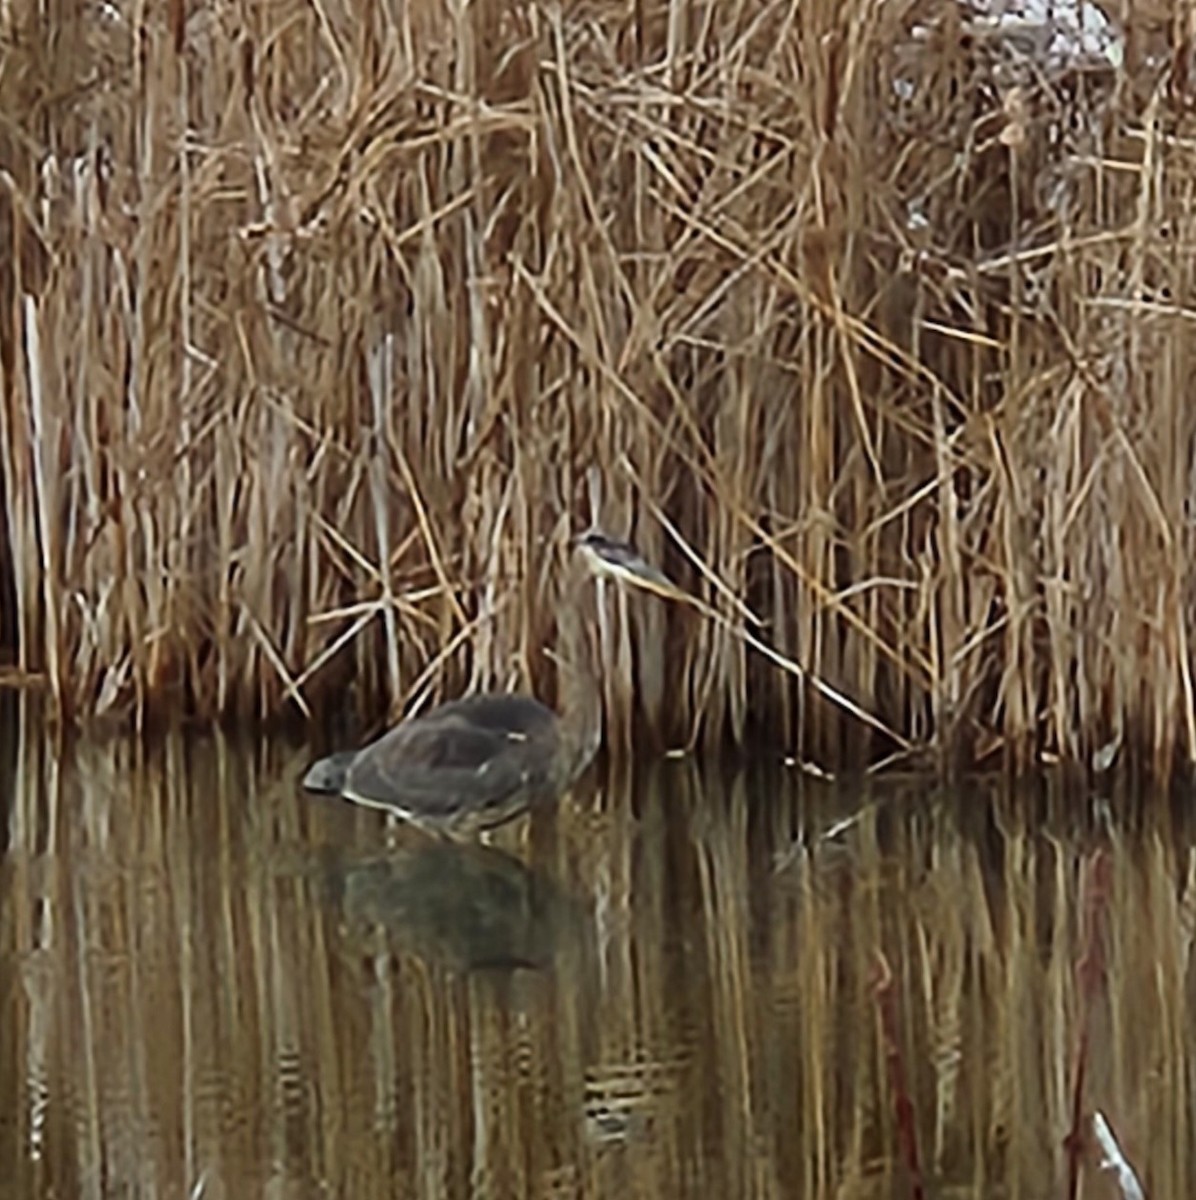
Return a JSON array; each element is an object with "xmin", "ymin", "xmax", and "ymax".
[
  {"xmin": 1065, "ymin": 846, "xmax": 1115, "ymax": 1199},
  {"xmin": 872, "ymin": 948, "xmax": 926, "ymax": 1199},
  {"xmin": 0, "ymin": 0, "xmax": 1193, "ymax": 775},
  {"xmin": 20, "ymin": 296, "xmax": 61, "ymax": 717}
]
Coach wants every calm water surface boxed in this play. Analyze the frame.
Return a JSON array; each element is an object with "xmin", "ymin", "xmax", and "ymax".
[{"xmin": 1, "ymin": 707, "xmax": 1193, "ymax": 1198}]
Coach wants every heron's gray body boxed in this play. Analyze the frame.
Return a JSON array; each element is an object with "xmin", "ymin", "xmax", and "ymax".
[
  {"xmin": 300, "ymin": 530, "xmax": 672, "ymax": 837},
  {"xmin": 302, "ymin": 751, "xmax": 359, "ymax": 794},
  {"xmin": 303, "ymin": 693, "xmax": 570, "ymax": 835}
]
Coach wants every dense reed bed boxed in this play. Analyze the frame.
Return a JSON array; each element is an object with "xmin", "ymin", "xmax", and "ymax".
[
  {"xmin": 1, "ymin": 0, "xmax": 1194, "ymax": 772},
  {"xmin": 1, "ymin": 709, "xmax": 1190, "ymax": 1196}
]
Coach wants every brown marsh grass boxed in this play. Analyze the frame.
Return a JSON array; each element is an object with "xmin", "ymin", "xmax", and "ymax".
[
  {"xmin": 2, "ymin": 705, "xmax": 1194, "ymax": 1196},
  {"xmin": 0, "ymin": 1, "xmax": 1194, "ymax": 773}
]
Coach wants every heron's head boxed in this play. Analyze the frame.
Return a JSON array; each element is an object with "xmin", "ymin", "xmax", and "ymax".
[{"xmin": 572, "ymin": 529, "xmax": 687, "ymax": 601}]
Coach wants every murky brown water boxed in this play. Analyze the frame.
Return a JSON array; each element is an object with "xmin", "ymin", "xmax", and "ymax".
[{"xmin": 1, "ymin": 700, "xmax": 1192, "ymax": 1198}]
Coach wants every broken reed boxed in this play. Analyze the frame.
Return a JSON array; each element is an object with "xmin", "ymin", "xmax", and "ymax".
[{"xmin": 0, "ymin": 0, "xmax": 1193, "ymax": 774}]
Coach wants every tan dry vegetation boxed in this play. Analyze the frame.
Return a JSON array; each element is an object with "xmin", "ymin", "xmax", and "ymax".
[
  {"xmin": 0, "ymin": 0, "xmax": 1194, "ymax": 771},
  {"xmin": 2, "ymin": 713, "xmax": 1193, "ymax": 1196}
]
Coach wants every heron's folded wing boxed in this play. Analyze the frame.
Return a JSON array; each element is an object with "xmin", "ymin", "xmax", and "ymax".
[{"xmin": 343, "ymin": 711, "xmax": 554, "ymax": 817}]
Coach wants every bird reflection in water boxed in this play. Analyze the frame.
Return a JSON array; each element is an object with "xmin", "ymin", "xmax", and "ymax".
[{"xmin": 324, "ymin": 836, "xmax": 596, "ymax": 978}]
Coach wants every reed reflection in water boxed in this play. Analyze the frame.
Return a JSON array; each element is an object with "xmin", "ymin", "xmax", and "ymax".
[{"xmin": 1, "ymin": 701, "xmax": 1194, "ymax": 1198}]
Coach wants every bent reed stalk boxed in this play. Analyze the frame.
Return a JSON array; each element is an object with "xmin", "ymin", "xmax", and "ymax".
[{"xmin": 0, "ymin": 0, "xmax": 1193, "ymax": 777}]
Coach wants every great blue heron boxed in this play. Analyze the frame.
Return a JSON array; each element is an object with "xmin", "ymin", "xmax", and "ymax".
[{"xmin": 302, "ymin": 529, "xmax": 681, "ymax": 837}]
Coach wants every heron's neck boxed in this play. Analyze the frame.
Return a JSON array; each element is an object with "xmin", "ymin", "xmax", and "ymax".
[{"xmin": 556, "ymin": 580, "xmax": 602, "ymax": 785}]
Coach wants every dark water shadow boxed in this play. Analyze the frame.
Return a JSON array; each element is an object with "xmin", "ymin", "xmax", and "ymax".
[{"xmin": 319, "ymin": 836, "xmax": 597, "ymax": 977}]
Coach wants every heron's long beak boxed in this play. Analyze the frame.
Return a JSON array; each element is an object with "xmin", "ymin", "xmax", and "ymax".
[{"xmin": 574, "ymin": 530, "xmax": 691, "ymax": 603}]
